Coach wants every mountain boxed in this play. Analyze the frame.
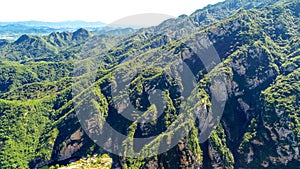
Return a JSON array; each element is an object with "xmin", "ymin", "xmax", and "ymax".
[
  {"xmin": 0, "ymin": 21, "xmax": 106, "ymax": 29},
  {"xmin": 94, "ymin": 27, "xmax": 136, "ymax": 36},
  {"xmin": 0, "ymin": 21, "xmax": 106, "ymax": 40},
  {"xmin": 0, "ymin": 0, "xmax": 299, "ymax": 169}
]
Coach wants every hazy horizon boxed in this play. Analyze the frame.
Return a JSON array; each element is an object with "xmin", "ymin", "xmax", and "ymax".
[
  {"xmin": 0, "ymin": 20, "xmax": 105, "ymax": 23},
  {"xmin": 0, "ymin": 0, "xmax": 224, "ymax": 23}
]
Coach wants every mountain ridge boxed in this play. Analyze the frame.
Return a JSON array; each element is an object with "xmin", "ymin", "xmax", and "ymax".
[{"xmin": 0, "ymin": 0, "xmax": 299, "ymax": 168}]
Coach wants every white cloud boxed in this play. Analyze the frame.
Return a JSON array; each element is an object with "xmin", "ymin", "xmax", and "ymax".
[{"xmin": 1, "ymin": 0, "xmax": 224, "ymax": 23}]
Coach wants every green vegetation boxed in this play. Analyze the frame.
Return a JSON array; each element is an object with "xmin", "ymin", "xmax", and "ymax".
[{"xmin": 0, "ymin": 0, "xmax": 299, "ymax": 168}]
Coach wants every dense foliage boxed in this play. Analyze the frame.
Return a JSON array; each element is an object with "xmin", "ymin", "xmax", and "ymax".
[{"xmin": 0, "ymin": 0, "xmax": 299, "ymax": 168}]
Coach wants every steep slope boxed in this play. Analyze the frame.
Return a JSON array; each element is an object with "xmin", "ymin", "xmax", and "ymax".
[{"xmin": 0, "ymin": 0, "xmax": 299, "ymax": 169}]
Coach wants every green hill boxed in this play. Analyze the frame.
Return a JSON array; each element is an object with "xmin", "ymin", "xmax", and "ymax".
[{"xmin": 0, "ymin": 0, "xmax": 299, "ymax": 168}]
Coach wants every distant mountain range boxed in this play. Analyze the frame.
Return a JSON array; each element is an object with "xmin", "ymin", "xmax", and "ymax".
[
  {"xmin": 0, "ymin": 21, "xmax": 106, "ymax": 40},
  {"xmin": 0, "ymin": 21, "xmax": 106, "ymax": 28}
]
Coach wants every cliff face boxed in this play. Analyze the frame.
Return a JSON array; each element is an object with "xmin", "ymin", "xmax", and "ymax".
[{"xmin": 0, "ymin": 0, "xmax": 299, "ymax": 169}]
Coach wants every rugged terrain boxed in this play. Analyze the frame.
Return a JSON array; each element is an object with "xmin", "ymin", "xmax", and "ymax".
[{"xmin": 0, "ymin": 0, "xmax": 299, "ymax": 168}]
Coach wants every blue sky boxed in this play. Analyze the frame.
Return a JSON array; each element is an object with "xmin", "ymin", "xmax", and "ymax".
[{"xmin": 1, "ymin": 0, "xmax": 224, "ymax": 23}]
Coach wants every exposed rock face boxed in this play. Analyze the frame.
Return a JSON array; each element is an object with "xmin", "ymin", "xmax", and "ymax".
[
  {"xmin": 154, "ymin": 141, "xmax": 199, "ymax": 169},
  {"xmin": 237, "ymin": 68, "xmax": 300, "ymax": 168},
  {"xmin": 59, "ymin": 142, "xmax": 83, "ymax": 161},
  {"xmin": 0, "ymin": 0, "xmax": 299, "ymax": 169},
  {"xmin": 58, "ymin": 130, "xmax": 84, "ymax": 161}
]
